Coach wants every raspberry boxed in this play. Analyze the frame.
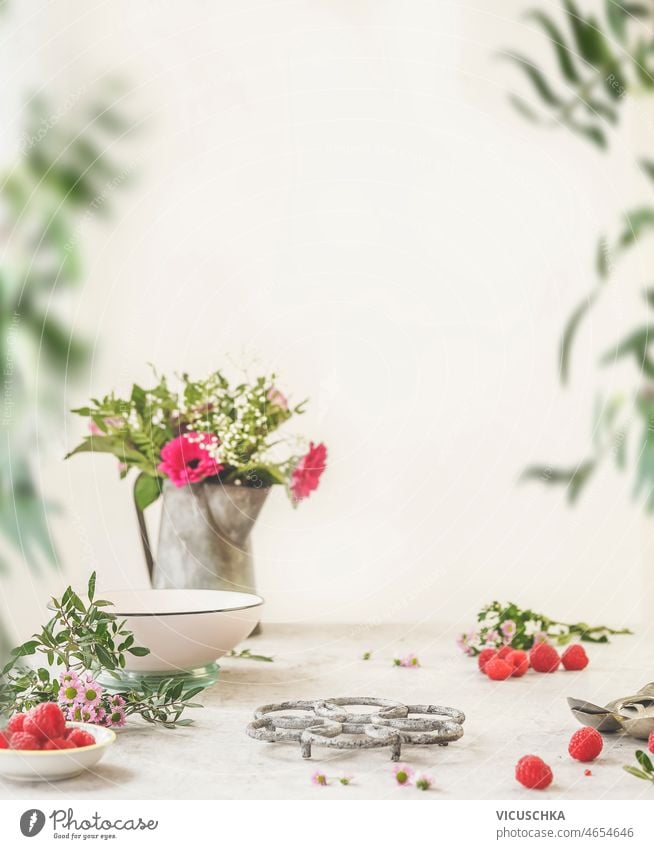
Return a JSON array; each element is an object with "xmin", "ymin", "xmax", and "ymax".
[
  {"xmin": 497, "ymin": 646, "xmax": 513, "ymax": 659},
  {"xmin": 67, "ymin": 729, "xmax": 96, "ymax": 748},
  {"xmin": 478, "ymin": 649, "xmax": 496, "ymax": 672},
  {"xmin": 584, "ymin": 769, "xmax": 592, "ymax": 776},
  {"xmin": 515, "ymin": 755, "xmax": 553, "ymax": 790},
  {"xmin": 9, "ymin": 732, "xmax": 42, "ymax": 750},
  {"xmin": 530, "ymin": 642, "xmax": 560, "ymax": 673},
  {"xmin": 649, "ymin": 731, "xmax": 654, "ymax": 755},
  {"xmin": 485, "ymin": 656, "xmax": 513, "ymax": 680},
  {"xmin": 506, "ymin": 650, "xmax": 529, "ymax": 677},
  {"xmin": 0, "ymin": 732, "xmax": 10, "ymax": 749},
  {"xmin": 43, "ymin": 737, "xmax": 76, "ymax": 750},
  {"xmin": 24, "ymin": 703, "xmax": 66, "ymax": 741},
  {"xmin": 561, "ymin": 644, "xmax": 589, "ymax": 671},
  {"xmin": 7, "ymin": 713, "xmax": 26, "ymax": 734},
  {"xmin": 568, "ymin": 727, "xmax": 603, "ymax": 762}
]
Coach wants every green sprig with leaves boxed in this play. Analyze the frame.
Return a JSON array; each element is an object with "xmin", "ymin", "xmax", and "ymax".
[
  {"xmin": 509, "ymin": 3, "xmax": 654, "ymax": 512},
  {"xmin": 0, "ymin": 573, "xmax": 202, "ymax": 728},
  {"xmin": 458, "ymin": 600, "xmax": 631, "ymax": 656},
  {"xmin": 624, "ymin": 749, "xmax": 654, "ymax": 784}
]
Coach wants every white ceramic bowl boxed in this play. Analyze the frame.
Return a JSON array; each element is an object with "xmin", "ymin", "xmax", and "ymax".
[
  {"xmin": 0, "ymin": 722, "xmax": 115, "ymax": 782},
  {"xmin": 103, "ymin": 589, "xmax": 264, "ymax": 673}
]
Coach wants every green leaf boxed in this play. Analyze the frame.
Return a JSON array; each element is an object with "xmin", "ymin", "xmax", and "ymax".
[
  {"xmin": 88, "ymin": 571, "xmax": 96, "ymax": 602},
  {"xmin": 601, "ymin": 326, "xmax": 654, "ymax": 377},
  {"xmin": 94, "ymin": 644, "xmax": 116, "ymax": 669},
  {"xmin": 562, "ymin": 2, "xmax": 614, "ymax": 66},
  {"xmin": 596, "ymin": 237, "xmax": 611, "ymax": 279},
  {"xmin": 525, "ymin": 10, "xmax": 581, "ymax": 84},
  {"xmin": 133, "ymin": 473, "xmax": 162, "ymax": 511},
  {"xmin": 618, "ymin": 207, "xmax": 654, "ymax": 248},
  {"xmin": 633, "ymin": 39, "xmax": 654, "ymax": 89},
  {"xmin": 508, "ymin": 94, "xmax": 543, "ymax": 123},
  {"xmin": 127, "ymin": 646, "xmax": 150, "ymax": 657},
  {"xmin": 183, "ymin": 687, "xmax": 206, "ymax": 701},
  {"xmin": 635, "ymin": 750, "xmax": 654, "ymax": 772},
  {"xmin": 69, "ymin": 591, "xmax": 86, "ymax": 613},
  {"xmin": 521, "ymin": 460, "xmax": 596, "ymax": 503},
  {"xmin": 560, "ymin": 290, "xmax": 598, "ymax": 383},
  {"xmin": 503, "ymin": 52, "xmax": 565, "ymax": 107},
  {"xmin": 564, "ymin": 119, "xmax": 607, "ymax": 149},
  {"xmin": 623, "ymin": 766, "xmax": 650, "ymax": 780},
  {"xmin": 10, "ymin": 640, "xmax": 40, "ymax": 658},
  {"xmin": 65, "ymin": 435, "xmax": 149, "ymax": 467},
  {"xmin": 640, "ymin": 158, "xmax": 654, "ymax": 184},
  {"xmin": 605, "ymin": 0, "xmax": 628, "ymax": 41}
]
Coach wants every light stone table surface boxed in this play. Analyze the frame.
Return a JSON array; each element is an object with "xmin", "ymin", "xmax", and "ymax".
[{"xmin": 1, "ymin": 623, "xmax": 652, "ymax": 800}]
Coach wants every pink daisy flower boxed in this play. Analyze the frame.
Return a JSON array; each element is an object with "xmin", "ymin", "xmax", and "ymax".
[
  {"xmin": 106, "ymin": 707, "xmax": 127, "ymax": 728},
  {"xmin": 58, "ymin": 679, "xmax": 84, "ymax": 705},
  {"xmin": 416, "ymin": 774, "xmax": 433, "ymax": 791},
  {"xmin": 393, "ymin": 764, "xmax": 414, "ymax": 786},
  {"xmin": 399, "ymin": 653, "xmax": 420, "ymax": 668},
  {"xmin": 500, "ymin": 620, "xmax": 517, "ymax": 641},
  {"xmin": 78, "ymin": 679, "xmax": 103, "ymax": 708},
  {"xmin": 311, "ymin": 771, "xmax": 328, "ymax": 786},
  {"xmin": 69, "ymin": 705, "xmax": 98, "ymax": 724},
  {"xmin": 157, "ymin": 432, "xmax": 223, "ymax": 488},
  {"xmin": 290, "ymin": 442, "xmax": 327, "ymax": 501}
]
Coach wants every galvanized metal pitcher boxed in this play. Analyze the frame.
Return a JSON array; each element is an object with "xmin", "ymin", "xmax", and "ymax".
[{"xmin": 138, "ymin": 480, "xmax": 269, "ymax": 595}]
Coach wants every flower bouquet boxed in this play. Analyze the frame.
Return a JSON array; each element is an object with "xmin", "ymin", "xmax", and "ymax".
[
  {"xmin": 457, "ymin": 601, "xmax": 631, "ymax": 657},
  {"xmin": 66, "ymin": 369, "xmax": 327, "ymax": 589}
]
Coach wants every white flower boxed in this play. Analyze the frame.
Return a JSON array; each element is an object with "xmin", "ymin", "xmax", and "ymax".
[
  {"xmin": 524, "ymin": 619, "xmax": 543, "ymax": 636},
  {"xmin": 548, "ymin": 624, "xmax": 570, "ymax": 636}
]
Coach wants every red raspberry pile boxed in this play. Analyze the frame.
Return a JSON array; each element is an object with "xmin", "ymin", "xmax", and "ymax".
[
  {"xmin": 0, "ymin": 703, "xmax": 96, "ymax": 751},
  {"xmin": 478, "ymin": 642, "xmax": 588, "ymax": 680}
]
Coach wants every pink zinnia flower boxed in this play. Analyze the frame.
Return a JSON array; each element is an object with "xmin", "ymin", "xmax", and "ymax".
[
  {"xmin": 393, "ymin": 764, "xmax": 414, "ymax": 786},
  {"xmin": 290, "ymin": 442, "xmax": 327, "ymax": 501},
  {"xmin": 157, "ymin": 432, "xmax": 223, "ymax": 487},
  {"xmin": 311, "ymin": 771, "xmax": 328, "ymax": 786},
  {"xmin": 416, "ymin": 774, "xmax": 433, "ymax": 791},
  {"xmin": 266, "ymin": 386, "xmax": 288, "ymax": 411}
]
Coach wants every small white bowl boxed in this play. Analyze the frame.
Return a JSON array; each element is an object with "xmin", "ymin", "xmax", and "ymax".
[
  {"xmin": 0, "ymin": 722, "xmax": 116, "ymax": 782},
  {"xmin": 102, "ymin": 589, "xmax": 264, "ymax": 673}
]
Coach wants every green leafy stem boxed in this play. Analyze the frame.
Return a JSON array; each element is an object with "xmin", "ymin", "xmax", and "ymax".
[
  {"xmin": 624, "ymin": 749, "xmax": 654, "ymax": 783},
  {"xmin": 0, "ymin": 573, "xmax": 202, "ymax": 727}
]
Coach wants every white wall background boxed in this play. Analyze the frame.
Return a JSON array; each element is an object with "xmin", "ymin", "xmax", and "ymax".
[{"xmin": 2, "ymin": 0, "xmax": 652, "ymax": 640}]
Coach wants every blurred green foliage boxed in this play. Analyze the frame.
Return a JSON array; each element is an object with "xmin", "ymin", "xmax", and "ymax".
[
  {"xmin": 1, "ymin": 84, "xmax": 134, "ymax": 576},
  {"xmin": 512, "ymin": 2, "xmax": 654, "ymax": 510}
]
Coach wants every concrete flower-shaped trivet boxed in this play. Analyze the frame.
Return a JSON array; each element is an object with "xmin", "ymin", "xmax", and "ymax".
[
  {"xmin": 568, "ymin": 683, "xmax": 654, "ymax": 740},
  {"xmin": 246, "ymin": 697, "xmax": 465, "ymax": 761}
]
